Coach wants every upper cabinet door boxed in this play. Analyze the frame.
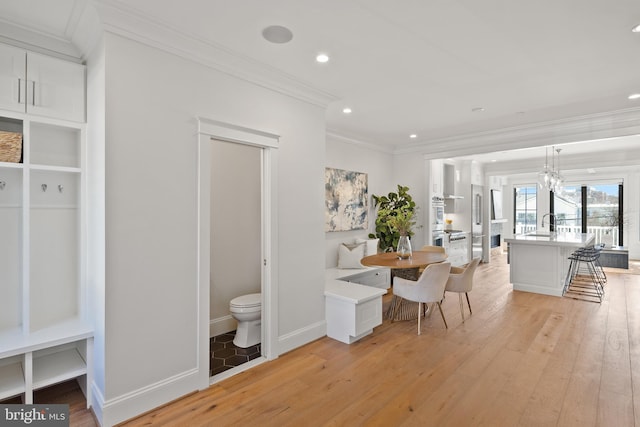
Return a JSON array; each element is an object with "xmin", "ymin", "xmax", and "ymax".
[
  {"xmin": 0, "ymin": 44, "xmax": 26, "ymax": 114},
  {"xmin": 26, "ymin": 51, "xmax": 85, "ymax": 123}
]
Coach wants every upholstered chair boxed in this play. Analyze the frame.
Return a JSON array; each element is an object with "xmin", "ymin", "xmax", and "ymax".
[
  {"xmin": 445, "ymin": 257, "xmax": 481, "ymax": 322},
  {"xmin": 392, "ymin": 262, "xmax": 451, "ymax": 334}
]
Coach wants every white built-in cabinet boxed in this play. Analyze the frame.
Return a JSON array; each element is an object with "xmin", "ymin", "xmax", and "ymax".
[
  {"xmin": 430, "ymin": 159, "xmax": 443, "ymax": 197},
  {"xmin": 325, "ymin": 268, "xmax": 388, "ymax": 344},
  {"xmin": 0, "ymin": 43, "xmax": 90, "ymax": 406},
  {"xmin": 470, "ymin": 161, "xmax": 483, "ymax": 186},
  {"xmin": 0, "ymin": 43, "xmax": 85, "ymax": 123},
  {"xmin": 339, "ymin": 268, "xmax": 390, "ymax": 290}
]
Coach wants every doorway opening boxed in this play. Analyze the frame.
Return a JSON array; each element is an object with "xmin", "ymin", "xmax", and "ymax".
[
  {"xmin": 209, "ymin": 138, "xmax": 261, "ymax": 377},
  {"xmin": 196, "ymin": 118, "xmax": 279, "ymax": 387}
]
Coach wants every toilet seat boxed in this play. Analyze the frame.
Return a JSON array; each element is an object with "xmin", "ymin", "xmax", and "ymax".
[{"xmin": 230, "ymin": 293, "xmax": 261, "ymax": 309}]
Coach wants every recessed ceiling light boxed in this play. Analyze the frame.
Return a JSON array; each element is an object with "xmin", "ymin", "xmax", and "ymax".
[
  {"xmin": 342, "ymin": 107, "xmax": 352, "ymax": 114},
  {"xmin": 628, "ymin": 93, "xmax": 640, "ymax": 100},
  {"xmin": 491, "ymin": 159, "xmax": 497, "ymax": 162},
  {"xmin": 262, "ymin": 25, "xmax": 293, "ymax": 44},
  {"xmin": 632, "ymin": 23, "xmax": 640, "ymax": 33},
  {"xmin": 409, "ymin": 134, "xmax": 417, "ymax": 139},
  {"xmin": 316, "ymin": 53, "xmax": 329, "ymax": 63},
  {"xmin": 472, "ymin": 107, "xmax": 485, "ymax": 112}
]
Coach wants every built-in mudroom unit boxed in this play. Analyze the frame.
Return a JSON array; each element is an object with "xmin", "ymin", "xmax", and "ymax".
[{"xmin": 0, "ymin": 42, "xmax": 91, "ymax": 406}]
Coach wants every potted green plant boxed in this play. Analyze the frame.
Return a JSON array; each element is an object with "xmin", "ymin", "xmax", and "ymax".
[
  {"xmin": 387, "ymin": 209, "xmax": 416, "ymax": 259},
  {"xmin": 368, "ymin": 185, "xmax": 418, "ymax": 253}
]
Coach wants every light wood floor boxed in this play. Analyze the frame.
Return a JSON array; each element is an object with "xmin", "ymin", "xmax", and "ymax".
[{"xmin": 71, "ymin": 255, "xmax": 640, "ymax": 425}]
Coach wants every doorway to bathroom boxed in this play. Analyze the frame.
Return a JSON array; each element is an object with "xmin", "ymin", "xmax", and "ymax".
[
  {"xmin": 209, "ymin": 139, "xmax": 261, "ymax": 376},
  {"xmin": 197, "ymin": 118, "xmax": 279, "ymax": 387}
]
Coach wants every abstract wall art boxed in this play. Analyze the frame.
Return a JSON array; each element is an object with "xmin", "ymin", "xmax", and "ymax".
[{"xmin": 325, "ymin": 167, "xmax": 368, "ymax": 232}]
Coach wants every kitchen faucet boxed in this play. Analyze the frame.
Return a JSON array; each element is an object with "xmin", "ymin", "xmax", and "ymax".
[{"xmin": 541, "ymin": 213, "xmax": 556, "ymax": 229}]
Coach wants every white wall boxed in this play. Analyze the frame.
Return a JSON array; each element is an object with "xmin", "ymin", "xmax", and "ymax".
[
  {"xmin": 325, "ymin": 136, "xmax": 393, "ymax": 267},
  {"xmin": 210, "ymin": 140, "xmax": 261, "ymax": 334},
  {"xmin": 99, "ymin": 32, "xmax": 327, "ymax": 425},
  {"xmin": 628, "ymin": 170, "xmax": 640, "ymax": 258},
  {"xmin": 85, "ymin": 37, "xmax": 106, "ymax": 409},
  {"xmin": 392, "ymin": 152, "xmax": 427, "ymax": 250}
]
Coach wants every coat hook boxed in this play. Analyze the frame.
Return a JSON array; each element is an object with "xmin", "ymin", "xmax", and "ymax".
[
  {"xmin": 41, "ymin": 184, "xmax": 47, "ymax": 192},
  {"xmin": 0, "ymin": 181, "xmax": 5, "ymax": 190},
  {"xmin": 58, "ymin": 184, "xmax": 64, "ymax": 193}
]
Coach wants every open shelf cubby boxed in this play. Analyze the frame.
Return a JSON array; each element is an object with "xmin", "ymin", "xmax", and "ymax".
[{"xmin": 0, "ymin": 113, "xmax": 91, "ymax": 406}]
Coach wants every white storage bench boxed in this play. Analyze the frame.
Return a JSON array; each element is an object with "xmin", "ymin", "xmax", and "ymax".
[{"xmin": 324, "ymin": 267, "xmax": 390, "ymax": 344}]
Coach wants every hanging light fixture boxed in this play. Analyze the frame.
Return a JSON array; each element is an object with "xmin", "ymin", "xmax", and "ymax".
[
  {"xmin": 538, "ymin": 146, "xmax": 563, "ymax": 193},
  {"xmin": 553, "ymin": 148, "xmax": 563, "ymax": 193},
  {"xmin": 538, "ymin": 146, "xmax": 552, "ymax": 190}
]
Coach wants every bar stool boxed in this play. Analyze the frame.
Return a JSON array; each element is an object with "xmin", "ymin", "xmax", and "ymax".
[{"xmin": 564, "ymin": 244, "xmax": 606, "ymax": 302}]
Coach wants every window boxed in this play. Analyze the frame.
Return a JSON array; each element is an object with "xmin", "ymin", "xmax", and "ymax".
[
  {"xmin": 554, "ymin": 185, "xmax": 581, "ymax": 230},
  {"xmin": 586, "ymin": 183, "xmax": 621, "ymax": 247},
  {"xmin": 553, "ymin": 182, "xmax": 622, "ymax": 247},
  {"xmin": 513, "ymin": 185, "xmax": 537, "ymax": 234}
]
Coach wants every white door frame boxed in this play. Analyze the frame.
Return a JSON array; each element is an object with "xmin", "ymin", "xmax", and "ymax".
[{"xmin": 196, "ymin": 117, "xmax": 279, "ymax": 388}]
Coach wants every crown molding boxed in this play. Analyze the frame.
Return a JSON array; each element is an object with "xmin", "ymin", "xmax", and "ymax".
[
  {"xmin": 92, "ymin": 0, "xmax": 338, "ymax": 108},
  {"xmin": 483, "ymin": 147, "xmax": 640, "ymax": 176},
  {"xmin": 0, "ymin": 17, "xmax": 82, "ymax": 61},
  {"xmin": 326, "ymin": 130, "xmax": 394, "ymax": 154},
  {"xmin": 396, "ymin": 107, "xmax": 640, "ymax": 159},
  {"xmin": 69, "ymin": 1, "xmax": 103, "ymax": 59}
]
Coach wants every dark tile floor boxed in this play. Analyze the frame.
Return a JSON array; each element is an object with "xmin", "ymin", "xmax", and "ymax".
[{"xmin": 210, "ymin": 331, "xmax": 261, "ymax": 376}]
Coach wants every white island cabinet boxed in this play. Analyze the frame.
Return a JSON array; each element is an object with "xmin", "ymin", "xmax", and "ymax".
[{"xmin": 505, "ymin": 232, "xmax": 595, "ymax": 296}]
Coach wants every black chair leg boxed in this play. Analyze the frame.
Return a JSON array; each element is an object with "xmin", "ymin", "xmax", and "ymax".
[{"xmin": 465, "ymin": 292, "xmax": 472, "ymax": 315}]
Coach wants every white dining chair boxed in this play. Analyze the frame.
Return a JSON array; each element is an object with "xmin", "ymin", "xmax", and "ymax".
[
  {"xmin": 392, "ymin": 262, "xmax": 451, "ymax": 334},
  {"xmin": 445, "ymin": 257, "xmax": 481, "ymax": 321}
]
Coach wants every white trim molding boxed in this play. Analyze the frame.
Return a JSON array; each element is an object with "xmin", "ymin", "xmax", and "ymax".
[
  {"xmin": 210, "ymin": 315, "xmax": 236, "ymax": 338},
  {"xmin": 197, "ymin": 117, "xmax": 280, "ymax": 390},
  {"xmin": 93, "ymin": 0, "xmax": 338, "ymax": 108},
  {"xmin": 277, "ymin": 320, "xmax": 327, "ymax": 356},
  {"xmin": 198, "ymin": 117, "xmax": 279, "ymax": 149},
  {"xmin": 396, "ymin": 107, "xmax": 640, "ymax": 158},
  {"xmin": 95, "ymin": 368, "xmax": 199, "ymax": 427}
]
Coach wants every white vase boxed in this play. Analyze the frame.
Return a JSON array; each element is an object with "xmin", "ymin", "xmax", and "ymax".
[{"xmin": 397, "ymin": 235, "xmax": 412, "ymax": 260}]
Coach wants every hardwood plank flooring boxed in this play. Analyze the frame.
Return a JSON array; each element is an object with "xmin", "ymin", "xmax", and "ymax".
[
  {"xmin": 26, "ymin": 254, "xmax": 640, "ymax": 426},
  {"xmin": 0, "ymin": 379, "xmax": 100, "ymax": 427}
]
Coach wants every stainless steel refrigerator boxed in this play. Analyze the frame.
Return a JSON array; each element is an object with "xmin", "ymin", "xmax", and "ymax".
[{"xmin": 471, "ymin": 185, "xmax": 485, "ymax": 262}]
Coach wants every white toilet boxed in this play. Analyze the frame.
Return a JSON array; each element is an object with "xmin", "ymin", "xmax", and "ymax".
[{"xmin": 229, "ymin": 293, "xmax": 262, "ymax": 348}]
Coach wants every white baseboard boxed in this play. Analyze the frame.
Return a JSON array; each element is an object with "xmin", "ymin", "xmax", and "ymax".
[
  {"xmin": 277, "ymin": 320, "xmax": 326, "ymax": 355},
  {"xmin": 94, "ymin": 368, "xmax": 201, "ymax": 427},
  {"xmin": 210, "ymin": 315, "xmax": 236, "ymax": 337},
  {"xmin": 90, "ymin": 382, "xmax": 105, "ymax": 427}
]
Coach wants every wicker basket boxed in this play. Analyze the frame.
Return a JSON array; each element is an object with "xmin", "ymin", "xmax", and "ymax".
[{"xmin": 0, "ymin": 131, "xmax": 23, "ymax": 163}]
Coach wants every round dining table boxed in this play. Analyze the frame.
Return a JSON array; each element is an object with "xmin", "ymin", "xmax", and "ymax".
[
  {"xmin": 361, "ymin": 250, "xmax": 447, "ymax": 272},
  {"xmin": 361, "ymin": 250, "xmax": 448, "ymax": 320}
]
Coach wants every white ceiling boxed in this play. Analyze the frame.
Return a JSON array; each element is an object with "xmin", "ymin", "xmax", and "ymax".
[{"xmin": 1, "ymin": 0, "xmax": 640, "ymax": 162}]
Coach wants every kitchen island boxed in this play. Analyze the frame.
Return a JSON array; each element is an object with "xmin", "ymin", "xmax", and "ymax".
[{"xmin": 505, "ymin": 232, "xmax": 595, "ymax": 296}]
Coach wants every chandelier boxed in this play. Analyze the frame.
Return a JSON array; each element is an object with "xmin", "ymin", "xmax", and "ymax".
[{"xmin": 538, "ymin": 146, "xmax": 563, "ymax": 193}]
